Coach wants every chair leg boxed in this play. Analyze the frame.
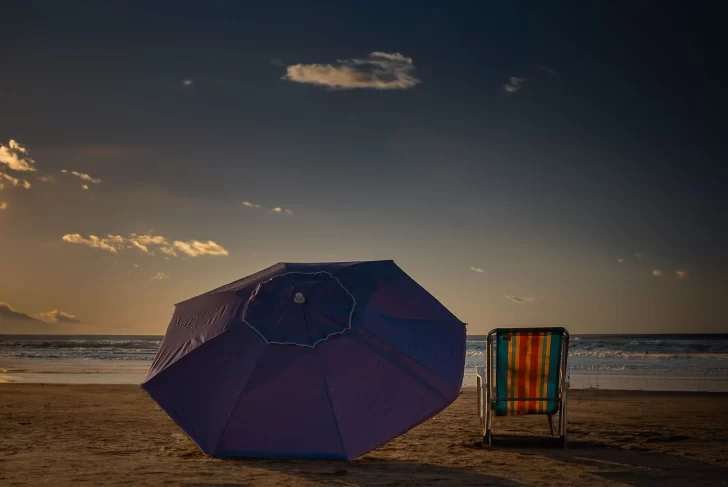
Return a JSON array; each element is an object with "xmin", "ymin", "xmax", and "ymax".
[
  {"xmin": 483, "ymin": 428, "xmax": 492, "ymax": 448},
  {"xmin": 547, "ymin": 414, "xmax": 554, "ymax": 436}
]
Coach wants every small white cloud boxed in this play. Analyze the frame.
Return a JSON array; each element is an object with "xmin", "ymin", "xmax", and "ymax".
[
  {"xmin": 61, "ymin": 169, "xmax": 68, "ymax": 173},
  {"xmin": 270, "ymin": 58, "xmax": 285, "ymax": 67},
  {"xmin": 70, "ymin": 171, "xmax": 102, "ymax": 184},
  {"xmin": 617, "ymin": 258, "xmax": 625, "ymax": 264},
  {"xmin": 133, "ymin": 263, "xmax": 139, "ymax": 268},
  {"xmin": 38, "ymin": 175, "xmax": 56, "ymax": 183},
  {"xmin": 62, "ymin": 234, "xmax": 122, "ymax": 253},
  {"xmin": 283, "ymin": 52, "xmax": 419, "ymax": 90},
  {"xmin": 182, "ymin": 79, "xmax": 194, "ymax": 87},
  {"xmin": 0, "ymin": 139, "xmax": 36, "ymax": 172},
  {"xmin": 470, "ymin": 266, "xmax": 484, "ymax": 273},
  {"xmin": 81, "ymin": 184, "xmax": 89, "ymax": 190},
  {"xmin": 504, "ymin": 77, "xmax": 526, "ymax": 93},
  {"xmin": 652, "ymin": 269, "xmax": 663, "ymax": 277},
  {"xmin": 172, "ymin": 240, "xmax": 229, "ymax": 257},
  {"xmin": 505, "ymin": 294, "xmax": 536, "ymax": 304},
  {"xmin": 244, "ymin": 202, "xmax": 294, "ymax": 215},
  {"xmin": 152, "ymin": 272, "xmax": 170, "ymax": 280},
  {"xmin": 676, "ymin": 269, "xmax": 688, "ymax": 280},
  {"xmin": 634, "ymin": 252, "xmax": 643, "ymax": 259},
  {"xmin": 0, "ymin": 201, "xmax": 7, "ymax": 210},
  {"xmin": 38, "ymin": 310, "xmax": 81, "ymax": 324}
]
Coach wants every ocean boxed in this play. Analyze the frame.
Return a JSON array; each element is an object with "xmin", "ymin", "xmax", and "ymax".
[{"xmin": 1, "ymin": 333, "xmax": 727, "ymax": 391}]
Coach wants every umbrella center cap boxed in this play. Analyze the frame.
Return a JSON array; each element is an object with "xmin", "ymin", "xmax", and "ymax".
[{"xmin": 294, "ymin": 292, "xmax": 306, "ymax": 304}]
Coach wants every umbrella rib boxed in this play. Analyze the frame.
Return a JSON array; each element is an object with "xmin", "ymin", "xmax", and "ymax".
[{"xmin": 313, "ymin": 347, "xmax": 349, "ymax": 459}]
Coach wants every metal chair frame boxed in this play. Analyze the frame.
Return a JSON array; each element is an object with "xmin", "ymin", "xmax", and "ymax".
[{"xmin": 476, "ymin": 327, "xmax": 570, "ymax": 448}]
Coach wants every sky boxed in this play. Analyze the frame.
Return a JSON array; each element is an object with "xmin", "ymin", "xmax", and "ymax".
[{"xmin": 1, "ymin": 1, "xmax": 726, "ymax": 335}]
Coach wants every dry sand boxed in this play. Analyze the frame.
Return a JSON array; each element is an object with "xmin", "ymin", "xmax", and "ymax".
[{"xmin": 1, "ymin": 385, "xmax": 727, "ymax": 486}]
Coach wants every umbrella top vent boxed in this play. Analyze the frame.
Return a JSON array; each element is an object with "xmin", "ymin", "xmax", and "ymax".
[{"xmin": 242, "ymin": 271, "xmax": 356, "ymax": 347}]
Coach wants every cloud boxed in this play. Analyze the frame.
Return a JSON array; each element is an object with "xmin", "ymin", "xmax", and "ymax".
[
  {"xmin": 676, "ymin": 269, "xmax": 688, "ymax": 280},
  {"xmin": 152, "ymin": 272, "xmax": 170, "ymax": 280},
  {"xmin": 242, "ymin": 201, "xmax": 293, "ymax": 215},
  {"xmin": 61, "ymin": 233, "xmax": 228, "ymax": 257},
  {"xmin": 62, "ymin": 234, "xmax": 122, "ymax": 253},
  {"xmin": 70, "ymin": 171, "xmax": 102, "ymax": 184},
  {"xmin": 182, "ymin": 79, "xmax": 194, "ymax": 87},
  {"xmin": 0, "ymin": 202, "xmax": 6, "ymax": 211},
  {"xmin": 634, "ymin": 252, "xmax": 643, "ymax": 259},
  {"xmin": 38, "ymin": 310, "xmax": 81, "ymax": 324},
  {"xmin": 652, "ymin": 269, "xmax": 663, "ymax": 277},
  {"xmin": 504, "ymin": 77, "xmax": 526, "ymax": 93},
  {"xmin": 470, "ymin": 266, "xmax": 484, "ymax": 273},
  {"xmin": 282, "ymin": 52, "xmax": 419, "ymax": 90},
  {"xmin": 1, "ymin": 302, "xmax": 44, "ymax": 323},
  {"xmin": 505, "ymin": 294, "xmax": 536, "ymax": 304},
  {"xmin": 0, "ymin": 171, "xmax": 31, "ymax": 189},
  {"xmin": 81, "ymin": 184, "xmax": 89, "ymax": 190},
  {"xmin": 172, "ymin": 240, "xmax": 228, "ymax": 257},
  {"xmin": 0, "ymin": 139, "xmax": 36, "ymax": 172},
  {"xmin": 617, "ymin": 258, "xmax": 625, "ymax": 264},
  {"xmin": 539, "ymin": 65, "xmax": 558, "ymax": 76},
  {"xmin": 269, "ymin": 58, "xmax": 285, "ymax": 67}
]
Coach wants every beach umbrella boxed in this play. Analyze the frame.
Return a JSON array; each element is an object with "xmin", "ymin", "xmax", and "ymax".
[{"xmin": 142, "ymin": 261, "xmax": 466, "ymax": 459}]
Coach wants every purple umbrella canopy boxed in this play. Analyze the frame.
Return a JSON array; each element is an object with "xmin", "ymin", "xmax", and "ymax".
[{"xmin": 142, "ymin": 261, "xmax": 466, "ymax": 460}]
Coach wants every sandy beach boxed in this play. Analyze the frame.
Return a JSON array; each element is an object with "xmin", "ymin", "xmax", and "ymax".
[{"xmin": 1, "ymin": 385, "xmax": 726, "ymax": 486}]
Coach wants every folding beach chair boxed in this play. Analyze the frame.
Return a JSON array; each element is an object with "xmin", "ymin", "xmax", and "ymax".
[{"xmin": 476, "ymin": 327, "xmax": 570, "ymax": 448}]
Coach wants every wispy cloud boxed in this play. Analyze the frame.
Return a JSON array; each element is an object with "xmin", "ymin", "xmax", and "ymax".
[
  {"xmin": 81, "ymin": 184, "xmax": 89, "ymax": 190},
  {"xmin": 539, "ymin": 65, "xmax": 558, "ymax": 76},
  {"xmin": 0, "ymin": 171, "xmax": 31, "ymax": 189},
  {"xmin": 38, "ymin": 310, "xmax": 81, "ymax": 324},
  {"xmin": 152, "ymin": 272, "xmax": 170, "ymax": 280},
  {"xmin": 617, "ymin": 258, "xmax": 625, "ymax": 264},
  {"xmin": 676, "ymin": 269, "xmax": 688, "ymax": 280},
  {"xmin": 0, "ymin": 139, "xmax": 36, "ymax": 172},
  {"xmin": 0, "ymin": 201, "xmax": 7, "ymax": 211},
  {"xmin": 172, "ymin": 240, "xmax": 228, "ymax": 257},
  {"xmin": 505, "ymin": 294, "xmax": 536, "ymax": 304},
  {"xmin": 242, "ymin": 201, "xmax": 293, "ymax": 215},
  {"xmin": 503, "ymin": 77, "xmax": 526, "ymax": 93},
  {"xmin": 634, "ymin": 252, "xmax": 643, "ymax": 259},
  {"xmin": 652, "ymin": 269, "xmax": 663, "ymax": 277},
  {"xmin": 0, "ymin": 302, "xmax": 42, "ymax": 322},
  {"xmin": 470, "ymin": 266, "xmax": 484, "ymax": 273},
  {"xmin": 61, "ymin": 233, "xmax": 229, "ymax": 257},
  {"xmin": 269, "ymin": 58, "xmax": 285, "ymax": 67},
  {"xmin": 182, "ymin": 79, "xmax": 194, "ymax": 87},
  {"xmin": 60, "ymin": 169, "xmax": 102, "ymax": 185},
  {"xmin": 282, "ymin": 52, "xmax": 420, "ymax": 90}
]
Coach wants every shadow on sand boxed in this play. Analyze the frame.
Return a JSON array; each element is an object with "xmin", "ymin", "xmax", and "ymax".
[
  {"xmin": 215, "ymin": 456, "xmax": 528, "ymax": 486},
  {"xmin": 466, "ymin": 434, "xmax": 728, "ymax": 487}
]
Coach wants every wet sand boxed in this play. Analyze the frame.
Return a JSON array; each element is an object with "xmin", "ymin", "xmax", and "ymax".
[{"xmin": 1, "ymin": 385, "xmax": 727, "ymax": 486}]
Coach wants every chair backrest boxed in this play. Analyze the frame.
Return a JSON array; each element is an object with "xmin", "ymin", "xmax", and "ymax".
[{"xmin": 491, "ymin": 327, "xmax": 567, "ymax": 416}]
